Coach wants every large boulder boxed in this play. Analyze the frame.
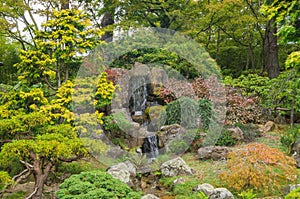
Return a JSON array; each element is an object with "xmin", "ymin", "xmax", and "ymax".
[
  {"xmin": 193, "ymin": 183, "xmax": 215, "ymax": 196},
  {"xmin": 198, "ymin": 146, "xmax": 231, "ymax": 161},
  {"xmin": 160, "ymin": 157, "xmax": 193, "ymax": 177},
  {"xmin": 107, "ymin": 161, "xmax": 136, "ymax": 184},
  {"xmin": 210, "ymin": 188, "xmax": 234, "ymax": 199}
]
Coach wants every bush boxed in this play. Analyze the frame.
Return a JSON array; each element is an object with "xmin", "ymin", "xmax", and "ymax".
[
  {"xmin": 165, "ymin": 97, "xmax": 199, "ymax": 128},
  {"xmin": 220, "ymin": 143, "xmax": 298, "ymax": 195},
  {"xmin": 198, "ymin": 99, "xmax": 213, "ymax": 130},
  {"xmin": 56, "ymin": 170, "xmax": 141, "ymax": 199},
  {"xmin": 216, "ymin": 130, "xmax": 237, "ymax": 147},
  {"xmin": 280, "ymin": 126, "xmax": 300, "ymax": 153}
]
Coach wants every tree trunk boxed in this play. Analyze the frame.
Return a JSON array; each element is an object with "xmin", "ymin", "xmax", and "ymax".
[{"xmin": 263, "ymin": 18, "xmax": 279, "ymax": 78}]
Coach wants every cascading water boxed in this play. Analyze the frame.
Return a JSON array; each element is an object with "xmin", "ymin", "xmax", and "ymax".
[
  {"xmin": 142, "ymin": 134, "xmax": 159, "ymax": 162},
  {"xmin": 130, "ymin": 75, "xmax": 148, "ymax": 115}
]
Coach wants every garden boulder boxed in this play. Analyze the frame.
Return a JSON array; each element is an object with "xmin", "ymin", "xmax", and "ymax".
[{"xmin": 160, "ymin": 157, "xmax": 193, "ymax": 177}]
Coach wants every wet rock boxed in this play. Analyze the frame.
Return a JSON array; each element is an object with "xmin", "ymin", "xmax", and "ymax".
[
  {"xmin": 194, "ymin": 183, "xmax": 215, "ymax": 196},
  {"xmin": 141, "ymin": 194, "xmax": 160, "ymax": 199},
  {"xmin": 160, "ymin": 157, "xmax": 193, "ymax": 177},
  {"xmin": 210, "ymin": 188, "xmax": 234, "ymax": 199},
  {"xmin": 198, "ymin": 146, "xmax": 231, "ymax": 161}
]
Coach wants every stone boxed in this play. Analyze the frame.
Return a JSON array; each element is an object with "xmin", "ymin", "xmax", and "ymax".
[
  {"xmin": 227, "ymin": 127, "xmax": 244, "ymax": 141},
  {"xmin": 198, "ymin": 146, "xmax": 231, "ymax": 161},
  {"xmin": 107, "ymin": 161, "xmax": 136, "ymax": 177},
  {"xmin": 158, "ymin": 124, "xmax": 185, "ymax": 149},
  {"xmin": 106, "ymin": 146, "xmax": 125, "ymax": 159},
  {"xmin": 284, "ymin": 184, "xmax": 300, "ymax": 194},
  {"xmin": 209, "ymin": 188, "xmax": 234, "ymax": 199},
  {"xmin": 141, "ymin": 194, "xmax": 160, "ymax": 199},
  {"xmin": 193, "ymin": 183, "xmax": 215, "ymax": 196},
  {"xmin": 263, "ymin": 121, "xmax": 275, "ymax": 133},
  {"xmin": 291, "ymin": 139, "xmax": 300, "ymax": 168},
  {"xmin": 173, "ymin": 177, "xmax": 186, "ymax": 186},
  {"xmin": 160, "ymin": 157, "xmax": 193, "ymax": 177},
  {"xmin": 107, "ymin": 167, "xmax": 131, "ymax": 184}
]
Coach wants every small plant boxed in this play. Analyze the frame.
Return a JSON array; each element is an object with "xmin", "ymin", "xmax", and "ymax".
[
  {"xmin": 280, "ymin": 126, "xmax": 300, "ymax": 153},
  {"xmin": 220, "ymin": 143, "xmax": 298, "ymax": 195},
  {"xmin": 238, "ymin": 189, "xmax": 256, "ymax": 199},
  {"xmin": 285, "ymin": 187, "xmax": 300, "ymax": 199}
]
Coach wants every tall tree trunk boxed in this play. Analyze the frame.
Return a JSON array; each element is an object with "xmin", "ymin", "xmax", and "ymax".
[
  {"xmin": 101, "ymin": 12, "xmax": 114, "ymax": 42},
  {"xmin": 263, "ymin": 18, "xmax": 279, "ymax": 78}
]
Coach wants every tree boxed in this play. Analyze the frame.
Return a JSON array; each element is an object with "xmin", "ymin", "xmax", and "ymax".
[
  {"xmin": 0, "ymin": 82, "xmax": 88, "ymax": 198},
  {"xmin": 15, "ymin": 8, "xmax": 102, "ymax": 89},
  {"xmin": 0, "ymin": 34, "xmax": 20, "ymax": 84}
]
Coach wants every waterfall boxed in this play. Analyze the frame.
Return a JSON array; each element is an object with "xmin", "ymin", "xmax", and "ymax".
[
  {"xmin": 130, "ymin": 75, "xmax": 148, "ymax": 115},
  {"xmin": 142, "ymin": 134, "xmax": 159, "ymax": 162}
]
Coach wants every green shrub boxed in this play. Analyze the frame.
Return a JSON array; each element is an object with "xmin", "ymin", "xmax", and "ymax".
[
  {"xmin": 216, "ymin": 130, "xmax": 237, "ymax": 146},
  {"xmin": 198, "ymin": 99, "xmax": 213, "ymax": 130},
  {"xmin": 165, "ymin": 97, "xmax": 199, "ymax": 129},
  {"xmin": 238, "ymin": 189, "xmax": 256, "ymax": 199},
  {"xmin": 56, "ymin": 170, "xmax": 141, "ymax": 199},
  {"xmin": 281, "ymin": 126, "xmax": 300, "ymax": 153},
  {"xmin": 103, "ymin": 111, "xmax": 133, "ymax": 132}
]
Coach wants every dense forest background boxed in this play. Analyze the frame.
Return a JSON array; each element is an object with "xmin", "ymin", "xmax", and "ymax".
[{"xmin": 0, "ymin": 0, "xmax": 299, "ymax": 198}]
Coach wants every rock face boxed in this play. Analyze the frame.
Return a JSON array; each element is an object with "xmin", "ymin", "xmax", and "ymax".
[
  {"xmin": 210, "ymin": 188, "xmax": 234, "ymax": 199},
  {"xmin": 107, "ymin": 161, "xmax": 136, "ymax": 184},
  {"xmin": 227, "ymin": 127, "xmax": 244, "ymax": 141},
  {"xmin": 157, "ymin": 124, "xmax": 185, "ymax": 150},
  {"xmin": 198, "ymin": 146, "xmax": 231, "ymax": 161},
  {"xmin": 141, "ymin": 194, "xmax": 160, "ymax": 199},
  {"xmin": 160, "ymin": 157, "xmax": 193, "ymax": 177}
]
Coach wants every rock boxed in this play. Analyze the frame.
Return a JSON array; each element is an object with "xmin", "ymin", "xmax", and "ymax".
[
  {"xmin": 107, "ymin": 167, "xmax": 131, "ymax": 184},
  {"xmin": 106, "ymin": 146, "xmax": 125, "ymax": 159},
  {"xmin": 263, "ymin": 121, "xmax": 275, "ymax": 133},
  {"xmin": 227, "ymin": 127, "xmax": 244, "ymax": 141},
  {"xmin": 210, "ymin": 188, "xmax": 234, "ymax": 199},
  {"xmin": 160, "ymin": 157, "xmax": 193, "ymax": 177},
  {"xmin": 198, "ymin": 146, "xmax": 231, "ymax": 161},
  {"xmin": 291, "ymin": 139, "xmax": 300, "ymax": 167},
  {"xmin": 141, "ymin": 194, "xmax": 160, "ymax": 199},
  {"xmin": 107, "ymin": 161, "xmax": 138, "ymax": 185},
  {"xmin": 194, "ymin": 183, "xmax": 215, "ymax": 196},
  {"xmin": 158, "ymin": 124, "xmax": 185, "ymax": 149},
  {"xmin": 284, "ymin": 184, "xmax": 300, "ymax": 194},
  {"xmin": 173, "ymin": 177, "xmax": 186, "ymax": 186}
]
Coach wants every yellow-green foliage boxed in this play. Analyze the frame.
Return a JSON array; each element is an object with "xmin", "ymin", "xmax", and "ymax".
[
  {"xmin": 94, "ymin": 72, "xmax": 117, "ymax": 110},
  {"xmin": 220, "ymin": 143, "xmax": 297, "ymax": 195},
  {"xmin": 0, "ymin": 171, "xmax": 12, "ymax": 190}
]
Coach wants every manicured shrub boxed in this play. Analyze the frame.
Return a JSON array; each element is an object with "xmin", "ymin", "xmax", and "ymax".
[
  {"xmin": 220, "ymin": 143, "xmax": 298, "ymax": 195},
  {"xmin": 56, "ymin": 170, "xmax": 141, "ymax": 199},
  {"xmin": 198, "ymin": 99, "xmax": 213, "ymax": 130},
  {"xmin": 280, "ymin": 126, "xmax": 300, "ymax": 153}
]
